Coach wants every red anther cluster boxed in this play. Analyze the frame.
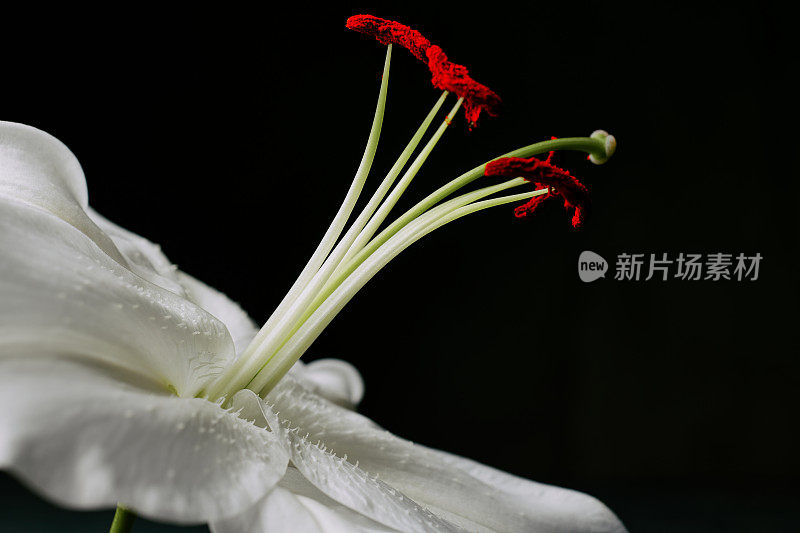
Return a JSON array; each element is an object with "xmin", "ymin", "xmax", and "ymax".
[
  {"xmin": 425, "ymin": 46, "xmax": 502, "ymax": 127},
  {"xmin": 346, "ymin": 14, "xmax": 431, "ymax": 62},
  {"xmin": 346, "ymin": 14, "xmax": 501, "ymax": 128},
  {"xmin": 484, "ymin": 154, "xmax": 590, "ymax": 228}
]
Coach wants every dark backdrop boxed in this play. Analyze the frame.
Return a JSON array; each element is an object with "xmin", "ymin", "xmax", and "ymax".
[{"xmin": 1, "ymin": 2, "xmax": 797, "ymax": 531}]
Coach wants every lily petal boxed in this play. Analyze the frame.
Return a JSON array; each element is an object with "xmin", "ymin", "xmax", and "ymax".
[
  {"xmin": 176, "ymin": 272, "xmax": 258, "ymax": 356},
  {"xmin": 87, "ymin": 208, "xmax": 190, "ymax": 298},
  {"xmin": 285, "ymin": 428, "xmax": 459, "ymax": 533},
  {"xmin": 0, "ymin": 121, "xmax": 128, "ymax": 265},
  {"xmin": 299, "ymin": 359, "xmax": 366, "ymax": 409},
  {"xmin": 0, "ymin": 357, "xmax": 289, "ymax": 524},
  {"xmin": 88, "ymin": 208, "xmax": 259, "ymax": 355},
  {"xmin": 268, "ymin": 378, "xmax": 626, "ymax": 533},
  {"xmin": 0, "ymin": 196, "xmax": 234, "ymax": 395},
  {"xmin": 211, "ymin": 469, "xmax": 396, "ymax": 533},
  {"xmin": 230, "ymin": 390, "xmax": 460, "ymax": 533}
]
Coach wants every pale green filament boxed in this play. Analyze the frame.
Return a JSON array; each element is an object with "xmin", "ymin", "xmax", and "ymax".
[
  {"xmin": 247, "ymin": 184, "xmax": 549, "ymax": 395},
  {"xmin": 206, "ymin": 48, "xmax": 615, "ymax": 402},
  {"xmin": 208, "ymin": 97, "xmax": 466, "ymax": 400},
  {"xmin": 274, "ymin": 96, "xmax": 464, "ymax": 351},
  {"xmin": 329, "ymin": 136, "xmax": 608, "ymax": 287},
  {"xmin": 205, "ymin": 45, "xmax": 392, "ymax": 401},
  {"xmin": 221, "ymin": 97, "xmax": 465, "ymax": 398},
  {"xmin": 335, "ymin": 97, "xmax": 464, "ymax": 269},
  {"xmin": 249, "ymin": 177, "xmax": 530, "ymax": 385},
  {"xmin": 311, "ymin": 91, "xmax": 451, "ymax": 293},
  {"xmin": 297, "ymin": 177, "xmax": 530, "ymax": 331},
  {"xmin": 231, "ymin": 98, "xmax": 466, "ymax": 389}
]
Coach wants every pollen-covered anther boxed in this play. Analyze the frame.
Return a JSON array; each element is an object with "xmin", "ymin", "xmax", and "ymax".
[
  {"xmin": 426, "ymin": 45, "xmax": 501, "ymax": 128},
  {"xmin": 346, "ymin": 14, "xmax": 501, "ymax": 128},
  {"xmin": 485, "ymin": 156, "xmax": 590, "ymax": 228},
  {"xmin": 346, "ymin": 14, "xmax": 431, "ymax": 62}
]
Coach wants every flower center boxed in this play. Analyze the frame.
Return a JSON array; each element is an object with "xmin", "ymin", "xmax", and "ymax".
[{"xmin": 201, "ymin": 39, "xmax": 615, "ymax": 404}]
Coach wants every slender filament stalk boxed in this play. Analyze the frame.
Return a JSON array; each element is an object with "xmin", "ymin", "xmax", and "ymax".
[
  {"xmin": 205, "ymin": 45, "xmax": 393, "ymax": 400},
  {"xmin": 248, "ymin": 185, "xmax": 549, "ymax": 394},
  {"xmin": 207, "ymin": 49, "xmax": 613, "ymax": 401},
  {"xmin": 239, "ymin": 98, "xmax": 465, "ymax": 391}
]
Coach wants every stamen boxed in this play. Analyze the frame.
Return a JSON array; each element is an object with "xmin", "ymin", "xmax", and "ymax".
[
  {"xmin": 313, "ymin": 92, "xmax": 451, "ymax": 289},
  {"xmin": 346, "ymin": 14, "xmax": 431, "ymax": 63},
  {"xmin": 485, "ymin": 155, "xmax": 590, "ymax": 228},
  {"xmin": 513, "ymin": 193, "xmax": 551, "ymax": 219},
  {"xmin": 340, "ymin": 135, "xmax": 613, "ymax": 266},
  {"xmin": 347, "ymin": 14, "xmax": 501, "ymax": 128},
  {"xmin": 209, "ymin": 57, "xmax": 464, "ymax": 402},
  {"xmin": 302, "ymin": 177, "xmax": 530, "ymax": 331},
  {"xmin": 204, "ymin": 14, "xmax": 617, "ymax": 402},
  {"xmin": 426, "ymin": 46, "xmax": 501, "ymax": 128},
  {"xmin": 248, "ymin": 97, "xmax": 465, "ymax": 382},
  {"xmin": 335, "ymin": 97, "xmax": 464, "ymax": 271},
  {"xmin": 204, "ymin": 47, "xmax": 393, "ymax": 401},
  {"xmin": 512, "ymin": 139, "xmax": 557, "ymax": 218},
  {"xmin": 247, "ymin": 182, "xmax": 550, "ymax": 395}
]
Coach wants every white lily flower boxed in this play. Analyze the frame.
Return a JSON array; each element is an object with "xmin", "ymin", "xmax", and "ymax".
[{"xmin": 0, "ymin": 23, "xmax": 623, "ymax": 533}]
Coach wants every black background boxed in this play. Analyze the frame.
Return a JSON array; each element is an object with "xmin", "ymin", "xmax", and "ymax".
[{"xmin": 1, "ymin": 2, "xmax": 797, "ymax": 531}]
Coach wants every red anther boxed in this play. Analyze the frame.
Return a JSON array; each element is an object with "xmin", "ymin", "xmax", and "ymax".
[
  {"xmin": 346, "ymin": 14, "xmax": 501, "ymax": 128},
  {"xmin": 513, "ymin": 194, "xmax": 549, "ymax": 218},
  {"xmin": 485, "ymin": 156, "xmax": 590, "ymax": 228},
  {"xmin": 544, "ymin": 136, "xmax": 558, "ymax": 164},
  {"xmin": 346, "ymin": 15, "xmax": 431, "ymax": 63},
  {"xmin": 425, "ymin": 45, "xmax": 501, "ymax": 128}
]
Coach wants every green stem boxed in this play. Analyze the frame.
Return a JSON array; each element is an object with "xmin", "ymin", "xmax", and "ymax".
[{"xmin": 109, "ymin": 505, "xmax": 136, "ymax": 533}]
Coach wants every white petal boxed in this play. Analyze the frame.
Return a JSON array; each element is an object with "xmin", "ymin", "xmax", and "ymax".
[
  {"xmin": 177, "ymin": 272, "xmax": 258, "ymax": 356},
  {"xmin": 212, "ymin": 486, "xmax": 337, "ymax": 533},
  {"xmin": 277, "ymin": 468, "xmax": 397, "ymax": 532},
  {"xmin": 268, "ymin": 378, "xmax": 626, "ymax": 533},
  {"xmin": 87, "ymin": 208, "xmax": 190, "ymax": 298},
  {"xmin": 0, "ymin": 197, "xmax": 234, "ymax": 395},
  {"xmin": 0, "ymin": 121, "xmax": 127, "ymax": 265},
  {"xmin": 229, "ymin": 390, "xmax": 460, "ymax": 533},
  {"xmin": 0, "ymin": 357, "xmax": 289, "ymax": 524},
  {"xmin": 298, "ymin": 359, "xmax": 365, "ymax": 408},
  {"xmin": 285, "ymin": 430, "xmax": 459, "ymax": 533},
  {"xmin": 88, "ymin": 209, "xmax": 259, "ymax": 354},
  {"xmin": 211, "ymin": 471, "xmax": 397, "ymax": 533}
]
